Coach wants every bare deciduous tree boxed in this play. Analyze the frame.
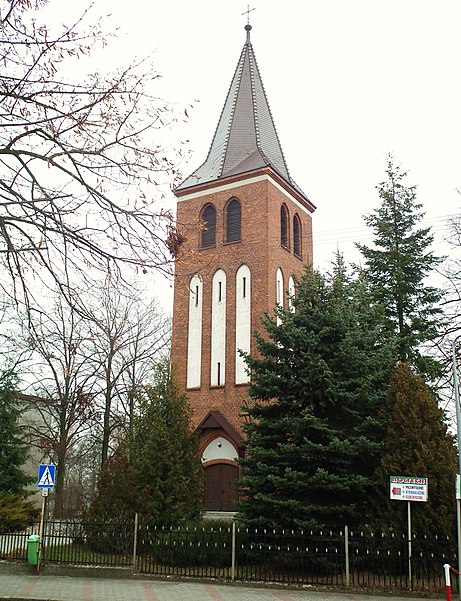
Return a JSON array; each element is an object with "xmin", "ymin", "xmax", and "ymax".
[
  {"xmin": 18, "ymin": 276, "xmax": 170, "ymax": 515},
  {"xmin": 441, "ymin": 212, "xmax": 461, "ymax": 337},
  {"xmin": 0, "ymin": 0, "xmax": 186, "ymax": 309},
  {"xmin": 84, "ymin": 275, "xmax": 170, "ymax": 466},
  {"xmin": 21, "ymin": 295, "xmax": 98, "ymax": 516}
]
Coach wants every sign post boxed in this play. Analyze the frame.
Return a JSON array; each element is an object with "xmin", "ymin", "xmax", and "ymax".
[
  {"xmin": 390, "ymin": 476, "xmax": 428, "ymax": 589},
  {"xmin": 36, "ymin": 464, "xmax": 56, "ymax": 574},
  {"xmin": 452, "ymin": 337, "xmax": 461, "ymax": 599}
]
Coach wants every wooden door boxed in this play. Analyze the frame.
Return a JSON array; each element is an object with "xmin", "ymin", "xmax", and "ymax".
[{"xmin": 204, "ymin": 463, "xmax": 239, "ymax": 511}]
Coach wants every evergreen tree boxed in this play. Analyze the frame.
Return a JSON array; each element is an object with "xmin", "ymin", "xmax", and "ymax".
[
  {"xmin": 357, "ymin": 157, "xmax": 442, "ymax": 378},
  {"xmin": 86, "ymin": 361, "xmax": 203, "ymax": 525},
  {"xmin": 83, "ymin": 442, "xmax": 138, "ymax": 522},
  {"xmin": 0, "ymin": 371, "xmax": 38, "ymax": 530},
  {"xmin": 373, "ymin": 362, "xmax": 456, "ymax": 539},
  {"xmin": 0, "ymin": 371, "xmax": 32, "ymax": 495},
  {"xmin": 130, "ymin": 362, "xmax": 203, "ymax": 524},
  {"xmin": 239, "ymin": 261, "xmax": 394, "ymax": 531}
]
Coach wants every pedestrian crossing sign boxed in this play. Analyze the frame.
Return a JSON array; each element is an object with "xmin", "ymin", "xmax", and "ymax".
[{"xmin": 37, "ymin": 464, "xmax": 56, "ymax": 488}]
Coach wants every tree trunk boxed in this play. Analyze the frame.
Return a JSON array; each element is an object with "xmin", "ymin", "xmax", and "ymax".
[{"xmin": 53, "ymin": 447, "xmax": 67, "ymax": 518}]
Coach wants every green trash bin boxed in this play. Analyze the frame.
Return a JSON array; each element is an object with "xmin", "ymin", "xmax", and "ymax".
[{"xmin": 27, "ymin": 534, "xmax": 40, "ymax": 566}]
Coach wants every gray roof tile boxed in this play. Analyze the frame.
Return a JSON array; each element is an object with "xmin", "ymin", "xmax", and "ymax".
[{"xmin": 176, "ymin": 25, "xmax": 311, "ymax": 205}]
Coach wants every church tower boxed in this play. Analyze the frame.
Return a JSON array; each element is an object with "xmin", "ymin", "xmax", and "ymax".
[{"xmin": 171, "ymin": 23, "xmax": 315, "ymax": 512}]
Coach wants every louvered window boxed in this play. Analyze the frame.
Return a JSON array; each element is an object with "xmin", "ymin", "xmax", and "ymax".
[
  {"xmin": 293, "ymin": 214, "xmax": 302, "ymax": 258},
  {"xmin": 226, "ymin": 198, "xmax": 241, "ymax": 242},
  {"xmin": 201, "ymin": 204, "xmax": 216, "ymax": 248},
  {"xmin": 281, "ymin": 204, "xmax": 289, "ymax": 248}
]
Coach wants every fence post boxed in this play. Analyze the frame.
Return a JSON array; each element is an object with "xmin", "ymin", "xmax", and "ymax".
[
  {"xmin": 132, "ymin": 513, "xmax": 138, "ymax": 574},
  {"xmin": 444, "ymin": 564, "xmax": 452, "ymax": 601},
  {"xmin": 344, "ymin": 526, "xmax": 350, "ymax": 588},
  {"xmin": 231, "ymin": 521, "xmax": 236, "ymax": 582}
]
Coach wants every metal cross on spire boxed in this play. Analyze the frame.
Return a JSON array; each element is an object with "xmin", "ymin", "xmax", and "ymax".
[{"xmin": 241, "ymin": 4, "xmax": 255, "ymax": 25}]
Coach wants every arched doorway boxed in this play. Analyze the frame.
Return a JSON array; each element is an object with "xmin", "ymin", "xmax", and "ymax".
[{"xmin": 204, "ymin": 463, "xmax": 239, "ymax": 511}]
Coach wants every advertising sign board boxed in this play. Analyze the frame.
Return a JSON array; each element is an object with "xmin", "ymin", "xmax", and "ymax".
[{"xmin": 389, "ymin": 475, "xmax": 428, "ymax": 502}]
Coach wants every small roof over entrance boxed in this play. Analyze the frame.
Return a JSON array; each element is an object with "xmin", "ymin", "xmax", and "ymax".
[{"xmin": 193, "ymin": 410, "xmax": 244, "ymax": 455}]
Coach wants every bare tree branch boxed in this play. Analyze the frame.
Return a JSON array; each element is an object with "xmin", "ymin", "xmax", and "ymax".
[{"xmin": 0, "ymin": 0, "xmax": 188, "ymax": 311}]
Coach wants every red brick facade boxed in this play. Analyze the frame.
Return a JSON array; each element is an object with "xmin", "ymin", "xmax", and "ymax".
[{"xmin": 172, "ymin": 168, "xmax": 314, "ymax": 444}]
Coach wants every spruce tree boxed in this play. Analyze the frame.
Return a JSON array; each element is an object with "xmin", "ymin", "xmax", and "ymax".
[
  {"xmin": 130, "ymin": 362, "xmax": 203, "ymax": 525},
  {"xmin": 84, "ymin": 442, "xmax": 138, "ymax": 522},
  {"xmin": 0, "ymin": 371, "xmax": 32, "ymax": 495},
  {"xmin": 0, "ymin": 371, "xmax": 38, "ymax": 530},
  {"xmin": 239, "ymin": 261, "xmax": 394, "ymax": 531},
  {"xmin": 357, "ymin": 157, "xmax": 442, "ymax": 378},
  {"xmin": 373, "ymin": 362, "xmax": 457, "ymax": 538},
  {"xmin": 86, "ymin": 361, "xmax": 203, "ymax": 525}
]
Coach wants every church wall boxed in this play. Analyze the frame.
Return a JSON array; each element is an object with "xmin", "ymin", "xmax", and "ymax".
[
  {"xmin": 265, "ymin": 181, "xmax": 313, "ymax": 310},
  {"xmin": 172, "ymin": 173, "xmax": 313, "ymax": 438}
]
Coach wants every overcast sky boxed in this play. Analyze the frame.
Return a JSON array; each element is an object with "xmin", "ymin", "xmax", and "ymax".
[{"xmin": 49, "ymin": 0, "xmax": 461, "ymax": 305}]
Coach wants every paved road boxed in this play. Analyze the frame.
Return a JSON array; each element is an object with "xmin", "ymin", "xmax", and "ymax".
[{"xmin": 0, "ymin": 574, "xmax": 443, "ymax": 601}]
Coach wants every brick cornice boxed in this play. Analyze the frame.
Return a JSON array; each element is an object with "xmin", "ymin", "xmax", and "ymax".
[{"xmin": 174, "ymin": 167, "xmax": 316, "ymax": 214}]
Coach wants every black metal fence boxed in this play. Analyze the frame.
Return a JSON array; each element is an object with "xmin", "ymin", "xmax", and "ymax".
[
  {"xmin": 0, "ymin": 519, "xmax": 456, "ymax": 594},
  {"xmin": 0, "ymin": 524, "xmax": 40, "ymax": 562}
]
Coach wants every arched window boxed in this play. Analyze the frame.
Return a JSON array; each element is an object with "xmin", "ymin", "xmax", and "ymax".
[
  {"xmin": 226, "ymin": 198, "xmax": 241, "ymax": 242},
  {"xmin": 235, "ymin": 265, "xmax": 251, "ymax": 384},
  {"xmin": 281, "ymin": 204, "xmax": 289, "ymax": 249},
  {"xmin": 293, "ymin": 214, "xmax": 302, "ymax": 258},
  {"xmin": 200, "ymin": 204, "xmax": 216, "ymax": 248},
  {"xmin": 276, "ymin": 268, "xmax": 284, "ymax": 325},
  {"xmin": 211, "ymin": 269, "xmax": 226, "ymax": 387},
  {"xmin": 288, "ymin": 276, "xmax": 296, "ymax": 312},
  {"xmin": 187, "ymin": 275, "xmax": 203, "ymax": 388}
]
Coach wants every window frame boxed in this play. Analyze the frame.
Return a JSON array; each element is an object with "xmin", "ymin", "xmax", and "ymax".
[
  {"xmin": 293, "ymin": 213, "xmax": 302, "ymax": 258},
  {"xmin": 280, "ymin": 204, "xmax": 290, "ymax": 249},
  {"xmin": 225, "ymin": 197, "xmax": 241, "ymax": 243},
  {"xmin": 200, "ymin": 203, "xmax": 217, "ymax": 248}
]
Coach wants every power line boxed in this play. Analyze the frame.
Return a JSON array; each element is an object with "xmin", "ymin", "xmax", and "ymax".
[
  {"xmin": 314, "ymin": 213, "xmax": 458, "ymax": 248},
  {"xmin": 311, "ymin": 213, "xmax": 460, "ymax": 269}
]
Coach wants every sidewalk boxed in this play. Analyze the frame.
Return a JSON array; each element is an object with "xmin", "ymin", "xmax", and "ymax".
[{"xmin": 0, "ymin": 573, "xmax": 443, "ymax": 601}]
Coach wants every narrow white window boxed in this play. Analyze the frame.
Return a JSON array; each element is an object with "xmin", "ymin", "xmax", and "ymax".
[
  {"xmin": 235, "ymin": 265, "xmax": 251, "ymax": 384},
  {"xmin": 211, "ymin": 269, "xmax": 226, "ymax": 386},
  {"xmin": 288, "ymin": 276, "xmax": 295, "ymax": 312},
  {"xmin": 276, "ymin": 268, "xmax": 284, "ymax": 325},
  {"xmin": 187, "ymin": 275, "xmax": 203, "ymax": 388}
]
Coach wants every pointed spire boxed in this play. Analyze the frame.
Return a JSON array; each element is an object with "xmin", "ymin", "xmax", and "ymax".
[{"xmin": 176, "ymin": 24, "xmax": 311, "ymax": 205}]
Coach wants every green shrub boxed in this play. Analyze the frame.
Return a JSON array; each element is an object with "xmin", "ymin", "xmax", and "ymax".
[
  {"xmin": 0, "ymin": 493, "xmax": 39, "ymax": 531},
  {"xmin": 81, "ymin": 519, "xmax": 134, "ymax": 556},
  {"xmin": 138, "ymin": 521, "xmax": 233, "ymax": 567}
]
